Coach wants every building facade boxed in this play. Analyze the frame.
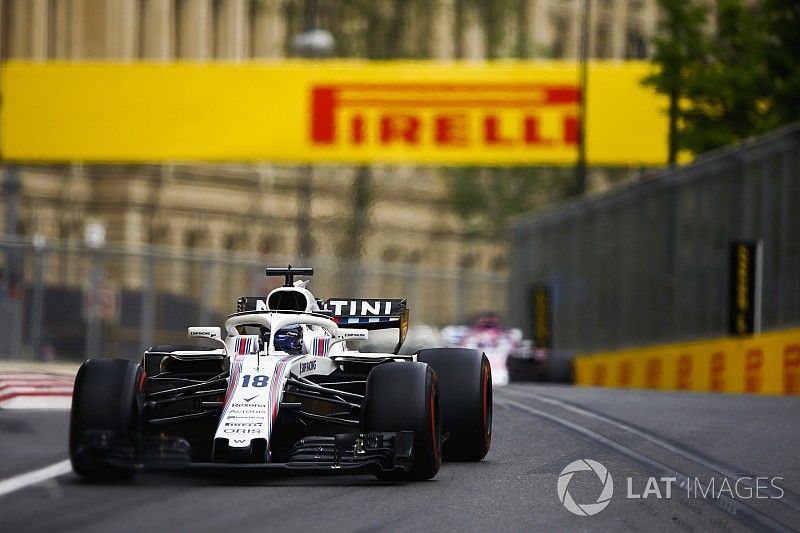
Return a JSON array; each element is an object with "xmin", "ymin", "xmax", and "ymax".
[{"xmin": 0, "ymin": 1, "xmax": 660, "ymax": 62}]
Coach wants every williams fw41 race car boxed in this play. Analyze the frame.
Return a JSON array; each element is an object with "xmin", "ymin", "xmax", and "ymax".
[{"xmin": 70, "ymin": 267, "xmax": 492, "ymax": 481}]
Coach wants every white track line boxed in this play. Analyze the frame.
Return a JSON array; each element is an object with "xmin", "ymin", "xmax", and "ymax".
[{"xmin": 0, "ymin": 460, "xmax": 72, "ymax": 498}]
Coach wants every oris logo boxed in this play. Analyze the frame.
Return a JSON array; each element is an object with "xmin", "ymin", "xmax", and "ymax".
[{"xmin": 557, "ymin": 459, "xmax": 614, "ymax": 516}]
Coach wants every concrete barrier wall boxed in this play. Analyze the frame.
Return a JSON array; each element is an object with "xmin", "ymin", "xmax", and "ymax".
[
  {"xmin": 508, "ymin": 125, "xmax": 800, "ymax": 355},
  {"xmin": 574, "ymin": 328, "xmax": 800, "ymax": 395}
]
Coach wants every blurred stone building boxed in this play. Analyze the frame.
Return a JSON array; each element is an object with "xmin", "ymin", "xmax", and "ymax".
[
  {"xmin": 0, "ymin": 0, "xmax": 661, "ymax": 329},
  {"xmin": 0, "ymin": 1, "xmax": 659, "ymax": 61}
]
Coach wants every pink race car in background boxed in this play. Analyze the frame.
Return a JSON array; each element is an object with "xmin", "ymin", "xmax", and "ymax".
[{"xmin": 440, "ymin": 315, "xmax": 523, "ymax": 386}]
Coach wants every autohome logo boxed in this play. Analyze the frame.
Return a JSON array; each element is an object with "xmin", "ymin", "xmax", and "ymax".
[
  {"xmin": 309, "ymin": 83, "xmax": 579, "ymax": 150},
  {"xmin": 558, "ymin": 459, "xmax": 614, "ymax": 516}
]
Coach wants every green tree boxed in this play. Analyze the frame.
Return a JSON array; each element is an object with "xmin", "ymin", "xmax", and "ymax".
[
  {"xmin": 680, "ymin": 0, "xmax": 771, "ymax": 153},
  {"xmin": 642, "ymin": 0, "xmax": 709, "ymax": 162},
  {"xmin": 646, "ymin": 0, "xmax": 800, "ymax": 158},
  {"xmin": 761, "ymin": 0, "xmax": 800, "ymax": 128},
  {"xmin": 447, "ymin": 168, "xmax": 577, "ymax": 238}
]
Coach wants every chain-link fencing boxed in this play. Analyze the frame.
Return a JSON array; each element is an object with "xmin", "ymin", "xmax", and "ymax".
[{"xmin": 0, "ymin": 238, "xmax": 506, "ymax": 361}]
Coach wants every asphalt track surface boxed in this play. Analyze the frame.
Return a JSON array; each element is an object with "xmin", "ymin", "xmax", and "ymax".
[{"xmin": 1, "ymin": 384, "xmax": 799, "ymax": 532}]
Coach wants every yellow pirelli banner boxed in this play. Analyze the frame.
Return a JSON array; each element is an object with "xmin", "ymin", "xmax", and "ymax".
[
  {"xmin": 574, "ymin": 328, "xmax": 800, "ymax": 395},
  {"xmin": 1, "ymin": 61, "xmax": 669, "ymax": 165}
]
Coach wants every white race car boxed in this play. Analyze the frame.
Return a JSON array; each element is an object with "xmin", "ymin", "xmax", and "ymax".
[
  {"xmin": 70, "ymin": 267, "xmax": 492, "ymax": 481},
  {"xmin": 441, "ymin": 316, "xmax": 523, "ymax": 386}
]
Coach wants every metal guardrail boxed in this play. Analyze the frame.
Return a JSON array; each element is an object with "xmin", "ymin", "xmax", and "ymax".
[{"xmin": 508, "ymin": 124, "xmax": 800, "ymax": 353}]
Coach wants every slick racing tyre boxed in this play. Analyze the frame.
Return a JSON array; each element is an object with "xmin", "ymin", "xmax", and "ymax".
[
  {"xmin": 363, "ymin": 362, "xmax": 442, "ymax": 481},
  {"xmin": 69, "ymin": 358, "xmax": 144, "ymax": 480},
  {"xmin": 416, "ymin": 348, "xmax": 492, "ymax": 461}
]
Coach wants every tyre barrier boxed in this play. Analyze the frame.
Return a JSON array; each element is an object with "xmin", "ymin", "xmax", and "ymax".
[{"xmin": 574, "ymin": 327, "xmax": 800, "ymax": 395}]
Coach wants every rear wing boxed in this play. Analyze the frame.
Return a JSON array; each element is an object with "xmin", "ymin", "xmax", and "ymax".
[
  {"xmin": 322, "ymin": 299, "xmax": 405, "ymax": 327},
  {"xmin": 235, "ymin": 296, "xmax": 409, "ymax": 353},
  {"xmin": 323, "ymin": 298, "xmax": 409, "ymax": 354}
]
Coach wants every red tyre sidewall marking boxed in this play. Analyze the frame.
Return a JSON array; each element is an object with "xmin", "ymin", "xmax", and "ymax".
[
  {"xmin": 430, "ymin": 376, "xmax": 440, "ymax": 464},
  {"xmin": 482, "ymin": 363, "xmax": 489, "ymax": 435}
]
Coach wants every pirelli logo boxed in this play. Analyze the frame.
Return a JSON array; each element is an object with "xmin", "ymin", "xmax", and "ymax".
[{"xmin": 310, "ymin": 83, "xmax": 580, "ymax": 149}]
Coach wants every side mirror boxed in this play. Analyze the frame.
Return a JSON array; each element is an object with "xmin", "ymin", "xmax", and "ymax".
[{"xmin": 188, "ymin": 327, "xmax": 227, "ymax": 353}]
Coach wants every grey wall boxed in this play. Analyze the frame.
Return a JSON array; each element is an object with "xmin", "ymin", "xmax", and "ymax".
[{"xmin": 508, "ymin": 125, "xmax": 800, "ymax": 353}]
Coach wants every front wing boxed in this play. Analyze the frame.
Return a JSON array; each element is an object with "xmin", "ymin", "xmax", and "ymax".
[{"xmin": 72, "ymin": 431, "xmax": 415, "ymax": 476}]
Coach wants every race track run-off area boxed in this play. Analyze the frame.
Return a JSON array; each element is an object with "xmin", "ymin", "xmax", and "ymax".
[{"xmin": 0, "ymin": 384, "xmax": 798, "ymax": 532}]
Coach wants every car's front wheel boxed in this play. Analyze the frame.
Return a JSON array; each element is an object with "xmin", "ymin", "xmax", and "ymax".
[
  {"xmin": 362, "ymin": 362, "xmax": 442, "ymax": 480},
  {"xmin": 69, "ymin": 358, "xmax": 144, "ymax": 480}
]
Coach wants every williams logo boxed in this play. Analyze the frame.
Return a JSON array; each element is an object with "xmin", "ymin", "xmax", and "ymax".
[{"xmin": 558, "ymin": 459, "xmax": 614, "ymax": 516}]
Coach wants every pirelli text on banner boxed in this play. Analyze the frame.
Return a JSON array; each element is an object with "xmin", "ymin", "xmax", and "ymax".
[{"xmin": 309, "ymin": 83, "xmax": 579, "ymax": 149}]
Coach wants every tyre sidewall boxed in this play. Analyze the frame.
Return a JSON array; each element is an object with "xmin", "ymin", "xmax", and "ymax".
[
  {"xmin": 417, "ymin": 348, "xmax": 492, "ymax": 461},
  {"xmin": 70, "ymin": 358, "xmax": 144, "ymax": 478},
  {"xmin": 363, "ymin": 362, "xmax": 442, "ymax": 480}
]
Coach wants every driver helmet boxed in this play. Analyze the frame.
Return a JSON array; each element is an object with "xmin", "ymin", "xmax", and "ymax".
[
  {"xmin": 272, "ymin": 324, "xmax": 305, "ymax": 354},
  {"xmin": 475, "ymin": 315, "xmax": 501, "ymax": 330}
]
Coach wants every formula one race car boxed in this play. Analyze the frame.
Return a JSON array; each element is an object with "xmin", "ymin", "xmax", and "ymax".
[
  {"xmin": 70, "ymin": 267, "xmax": 492, "ymax": 481},
  {"xmin": 441, "ymin": 315, "xmax": 524, "ymax": 386}
]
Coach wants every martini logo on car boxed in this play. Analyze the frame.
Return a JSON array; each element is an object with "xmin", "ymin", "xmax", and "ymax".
[{"xmin": 324, "ymin": 300, "xmax": 395, "ymax": 316}]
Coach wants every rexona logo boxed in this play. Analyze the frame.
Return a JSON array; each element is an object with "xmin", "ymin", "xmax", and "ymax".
[
  {"xmin": 310, "ymin": 84, "xmax": 579, "ymax": 150},
  {"xmin": 558, "ymin": 459, "xmax": 614, "ymax": 516}
]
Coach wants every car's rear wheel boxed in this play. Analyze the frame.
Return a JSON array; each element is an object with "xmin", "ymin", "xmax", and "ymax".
[
  {"xmin": 363, "ymin": 362, "xmax": 442, "ymax": 480},
  {"xmin": 416, "ymin": 348, "xmax": 492, "ymax": 461},
  {"xmin": 70, "ymin": 358, "xmax": 144, "ymax": 480}
]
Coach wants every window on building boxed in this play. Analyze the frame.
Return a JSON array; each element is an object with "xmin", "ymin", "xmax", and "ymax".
[
  {"xmin": 223, "ymin": 233, "xmax": 238, "ymax": 251},
  {"xmin": 0, "ymin": 1, "xmax": 9, "ymax": 60},
  {"xmin": 595, "ymin": 23, "xmax": 611, "ymax": 59},
  {"xmin": 491, "ymin": 255, "xmax": 507, "ymax": 270},
  {"xmin": 625, "ymin": 28, "xmax": 647, "ymax": 59},
  {"xmin": 185, "ymin": 229, "xmax": 207, "ymax": 249},
  {"xmin": 459, "ymin": 254, "xmax": 477, "ymax": 269},
  {"xmin": 407, "ymin": 249, "xmax": 422, "ymax": 264},
  {"xmin": 258, "ymin": 234, "xmax": 281, "ymax": 255},
  {"xmin": 551, "ymin": 15, "xmax": 569, "ymax": 58}
]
